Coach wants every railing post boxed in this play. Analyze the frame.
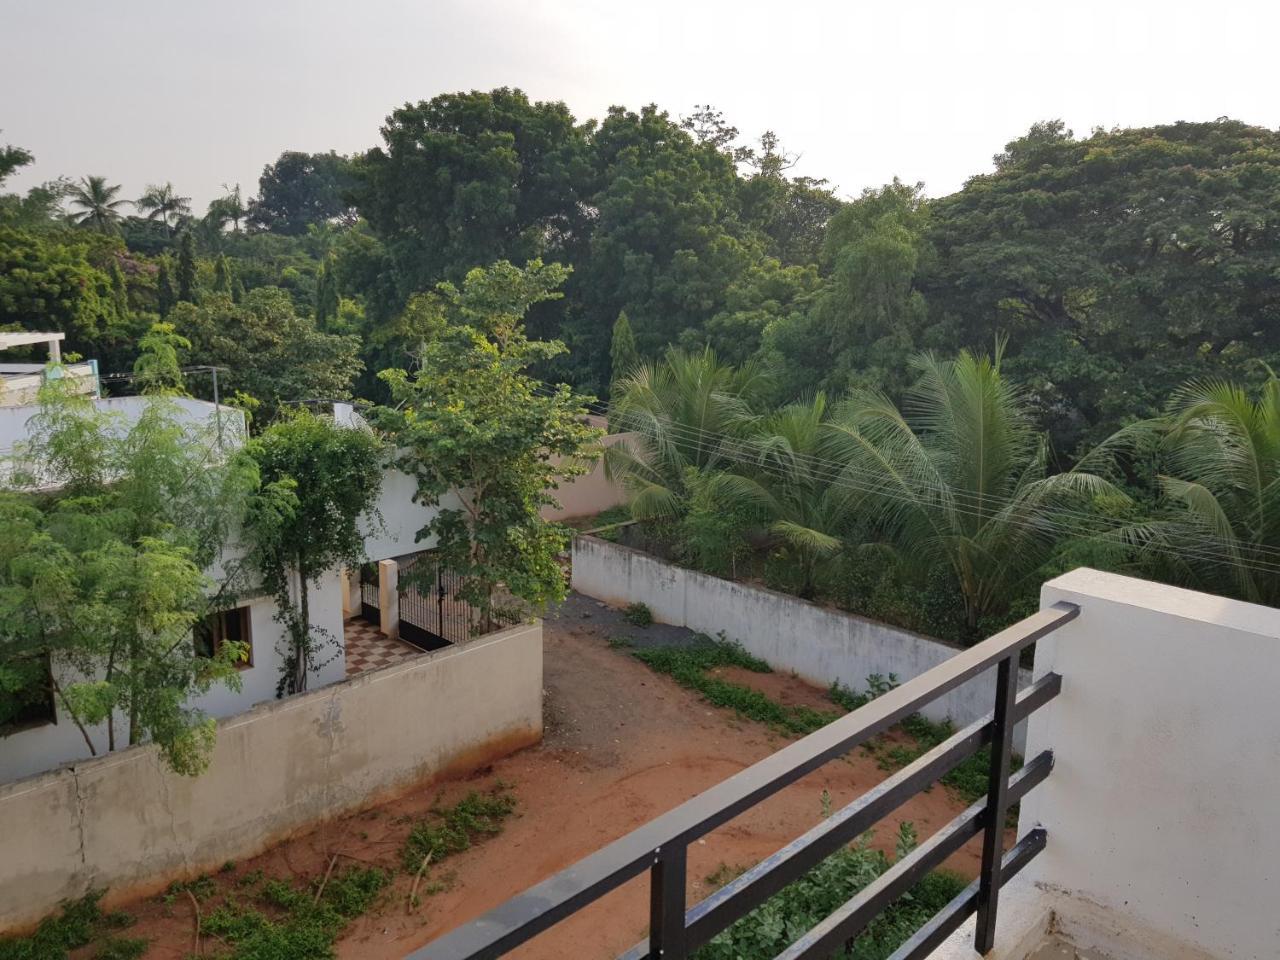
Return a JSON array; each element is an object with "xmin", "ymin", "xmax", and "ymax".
[
  {"xmin": 974, "ymin": 654, "xmax": 1018, "ymax": 953},
  {"xmin": 649, "ymin": 845, "xmax": 688, "ymax": 959}
]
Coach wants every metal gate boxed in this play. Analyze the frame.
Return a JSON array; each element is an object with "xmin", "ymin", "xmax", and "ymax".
[
  {"xmin": 396, "ymin": 553, "xmax": 468, "ymax": 651},
  {"xmin": 359, "ymin": 563, "xmax": 380, "ymax": 626}
]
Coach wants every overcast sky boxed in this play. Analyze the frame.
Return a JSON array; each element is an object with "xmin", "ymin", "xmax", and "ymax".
[{"xmin": 4, "ymin": 0, "xmax": 1278, "ymax": 210}]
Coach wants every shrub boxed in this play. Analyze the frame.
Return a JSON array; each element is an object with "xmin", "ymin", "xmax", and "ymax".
[
  {"xmin": 402, "ymin": 787, "xmax": 518, "ymax": 871},
  {"xmin": 623, "ymin": 602, "xmax": 653, "ymax": 627}
]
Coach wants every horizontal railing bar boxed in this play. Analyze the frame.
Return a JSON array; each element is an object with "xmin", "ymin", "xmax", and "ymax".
[
  {"xmin": 771, "ymin": 753, "xmax": 1053, "ymax": 960},
  {"xmin": 410, "ymin": 603, "xmax": 1076, "ymax": 960},
  {"xmin": 615, "ymin": 672, "xmax": 1062, "ymax": 957},
  {"xmin": 885, "ymin": 828, "xmax": 1047, "ymax": 960}
]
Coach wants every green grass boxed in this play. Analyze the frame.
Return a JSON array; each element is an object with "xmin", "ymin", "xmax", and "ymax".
[
  {"xmin": 202, "ymin": 865, "xmax": 389, "ymax": 960},
  {"xmin": 0, "ymin": 893, "xmax": 142, "ymax": 960},
  {"xmin": 631, "ymin": 637, "xmax": 841, "ymax": 737},
  {"xmin": 401, "ymin": 786, "xmax": 518, "ymax": 871}
]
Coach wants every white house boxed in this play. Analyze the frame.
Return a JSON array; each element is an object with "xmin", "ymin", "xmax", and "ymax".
[{"xmin": 0, "ymin": 343, "xmax": 435, "ymax": 784}]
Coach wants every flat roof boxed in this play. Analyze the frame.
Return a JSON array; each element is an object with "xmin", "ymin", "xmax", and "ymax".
[{"xmin": 0, "ymin": 332, "xmax": 65, "ymax": 351}]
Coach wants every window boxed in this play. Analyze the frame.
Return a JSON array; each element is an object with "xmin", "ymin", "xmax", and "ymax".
[
  {"xmin": 1, "ymin": 656, "xmax": 56, "ymax": 731},
  {"xmin": 194, "ymin": 606, "xmax": 253, "ymax": 668}
]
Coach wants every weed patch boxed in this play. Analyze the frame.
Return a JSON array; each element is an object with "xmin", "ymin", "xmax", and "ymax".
[
  {"xmin": 202, "ymin": 865, "xmax": 389, "ymax": 959},
  {"xmin": 0, "ymin": 893, "xmax": 141, "ymax": 960},
  {"xmin": 632, "ymin": 638, "xmax": 837, "ymax": 736},
  {"xmin": 401, "ymin": 786, "xmax": 518, "ymax": 871},
  {"xmin": 623, "ymin": 602, "xmax": 653, "ymax": 627},
  {"xmin": 696, "ymin": 821, "xmax": 966, "ymax": 960}
]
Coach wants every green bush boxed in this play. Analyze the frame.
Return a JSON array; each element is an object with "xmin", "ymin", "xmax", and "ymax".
[
  {"xmin": 402, "ymin": 787, "xmax": 518, "ymax": 870},
  {"xmin": 623, "ymin": 602, "xmax": 654, "ymax": 627},
  {"xmin": 695, "ymin": 823, "xmax": 967, "ymax": 960}
]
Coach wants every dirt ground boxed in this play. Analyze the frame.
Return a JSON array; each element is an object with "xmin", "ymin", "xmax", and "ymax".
[{"xmin": 111, "ymin": 596, "xmax": 991, "ymax": 960}]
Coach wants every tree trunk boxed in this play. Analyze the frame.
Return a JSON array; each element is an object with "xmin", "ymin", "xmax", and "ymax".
[{"xmin": 295, "ymin": 558, "xmax": 310, "ymax": 694}]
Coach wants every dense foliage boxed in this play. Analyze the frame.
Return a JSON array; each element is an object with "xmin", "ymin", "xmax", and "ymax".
[{"xmin": 4, "ymin": 103, "xmax": 1280, "ymax": 642}]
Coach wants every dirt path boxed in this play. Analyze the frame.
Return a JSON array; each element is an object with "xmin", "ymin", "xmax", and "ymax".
[{"xmin": 115, "ymin": 597, "xmax": 989, "ymax": 960}]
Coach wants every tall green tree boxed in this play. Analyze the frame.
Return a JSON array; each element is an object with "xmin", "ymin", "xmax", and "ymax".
[
  {"xmin": 244, "ymin": 411, "xmax": 383, "ymax": 694},
  {"xmin": 250, "ymin": 151, "xmax": 358, "ymax": 235},
  {"xmin": 135, "ymin": 182, "xmax": 191, "ymax": 236},
  {"xmin": 355, "ymin": 89, "xmax": 589, "ymax": 299},
  {"xmin": 924, "ymin": 119, "xmax": 1280, "ymax": 450},
  {"xmin": 176, "ymin": 231, "xmax": 198, "ymax": 303},
  {"xmin": 156, "ymin": 255, "xmax": 176, "ymax": 316},
  {"xmin": 170, "ymin": 286, "xmax": 362, "ymax": 421},
  {"xmin": 609, "ymin": 310, "xmax": 639, "ymax": 391},
  {"xmin": 374, "ymin": 260, "xmax": 600, "ymax": 626},
  {"xmin": 212, "ymin": 253, "xmax": 231, "ymax": 294},
  {"xmin": 314, "ymin": 255, "xmax": 339, "ymax": 327},
  {"xmin": 67, "ymin": 176, "xmax": 128, "ymax": 233}
]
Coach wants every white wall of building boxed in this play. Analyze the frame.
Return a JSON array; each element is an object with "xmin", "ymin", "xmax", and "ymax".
[
  {"xmin": 930, "ymin": 568, "xmax": 1280, "ymax": 960},
  {"xmin": 0, "ymin": 568, "xmax": 347, "ymax": 785}
]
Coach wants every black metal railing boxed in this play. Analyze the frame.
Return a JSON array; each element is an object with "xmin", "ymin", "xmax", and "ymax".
[
  {"xmin": 359, "ymin": 562, "xmax": 380, "ymax": 626},
  {"xmin": 407, "ymin": 601, "xmax": 1079, "ymax": 960}
]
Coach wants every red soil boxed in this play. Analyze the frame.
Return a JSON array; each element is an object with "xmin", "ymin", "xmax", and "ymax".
[{"xmin": 108, "ymin": 611, "xmax": 990, "ymax": 960}]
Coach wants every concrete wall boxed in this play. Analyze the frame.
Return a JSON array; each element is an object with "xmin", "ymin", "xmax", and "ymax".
[
  {"xmin": 571, "ymin": 536, "xmax": 1031, "ymax": 734},
  {"xmin": 930, "ymin": 569, "xmax": 1280, "ymax": 960},
  {"xmin": 0, "ymin": 569, "xmax": 348, "ymax": 785},
  {"xmin": 541, "ymin": 431, "xmax": 634, "ymax": 522},
  {"xmin": 0, "ymin": 621, "xmax": 543, "ymax": 933}
]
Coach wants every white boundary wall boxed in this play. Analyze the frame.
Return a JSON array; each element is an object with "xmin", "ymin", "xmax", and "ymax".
[
  {"xmin": 572, "ymin": 536, "xmax": 1031, "ymax": 735},
  {"xmin": 0, "ymin": 621, "xmax": 542, "ymax": 933}
]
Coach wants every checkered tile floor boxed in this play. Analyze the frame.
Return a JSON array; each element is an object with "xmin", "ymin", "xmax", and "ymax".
[{"xmin": 344, "ymin": 618, "xmax": 423, "ymax": 677}]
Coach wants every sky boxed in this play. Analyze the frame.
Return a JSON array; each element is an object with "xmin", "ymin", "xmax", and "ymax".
[{"xmin": 3, "ymin": 0, "xmax": 1279, "ymax": 210}]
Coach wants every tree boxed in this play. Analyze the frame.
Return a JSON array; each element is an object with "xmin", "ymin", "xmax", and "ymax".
[
  {"xmin": 373, "ymin": 260, "xmax": 600, "ymax": 627},
  {"xmin": 1109, "ymin": 374, "xmax": 1280, "ymax": 606},
  {"xmin": 156, "ymin": 255, "xmax": 176, "ymax": 316},
  {"xmin": 0, "ymin": 135, "xmax": 33, "ymax": 185},
  {"xmin": 212, "ymin": 253, "xmax": 231, "ymax": 294},
  {"xmin": 176, "ymin": 231, "xmax": 198, "ymax": 303},
  {"xmin": 924, "ymin": 118, "xmax": 1280, "ymax": 450},
  {"xmin": 250, "ymin": 151, "xmax": 358, "ymax": 235},
  {"xmin": 606, "ymin": 346, "xmax": 768, "ymax": 520},
  {"xmin": 568, "ymin": 104, "xmax": 759, "ymax": 389},
  {"xmin": 609, "ymin": 310, "xmax": 639, "ymax": 390},
  {"xmin": 204, "ymin": 183, "xmax": 246, "ymax": 234},
  {"xmin": 0, "ymin": 227, "xmax": 122, "ymax": 350},
  {"xmin": 355, "ymin": 89, "xmax": 589, "ymax": 298},
  {"xmin": 824, "ymin": 348, "xmax": 1118, "ymax": 634},
  {"xmin": 67, "ymin": 176, "xmax": 128, "ymax": 233},
  {"xmin": 0, "ymin": 380, "xmax": 259, "ymax": 773},
  {"xmin": 243, "ymin": 411, "xmax": 383, "ymax": 694},
  {"xmin": 170, "ymin": 286, "xmax": 362, "ymax": 421},
  {"xmin": 314, "ymin": 255, "xmax": 339, "ymax": 328},
  {"xmin": 132, "ymin": 321, "xmax": 189, "ymax": 393},
  {"xmin": 135, "ymin": 182, "xmax": 191, "ymax": 236}
]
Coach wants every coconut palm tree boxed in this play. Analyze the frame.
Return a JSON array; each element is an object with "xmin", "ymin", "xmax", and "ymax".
[
  {"xmin": 713, "ymin": 394, "xmax": 864, "ymax": 595},
  {"xmin": 605, "ymin": 346, "xmax": 768, "ymax": 520},
  {"xmin": 67, "ymin": 175, "xmax": 128, "ymax": 232},
  {"xmin": 135, "ymin": 182, "xmax": 191, "ymax": 236},
  {"xmin": 824, "ymin": 348, "xmax": 1118, "ymax": 631},
  {"xmin": 1114, "ymin": 375, "xmax": 1280, "ymax": 605}
]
